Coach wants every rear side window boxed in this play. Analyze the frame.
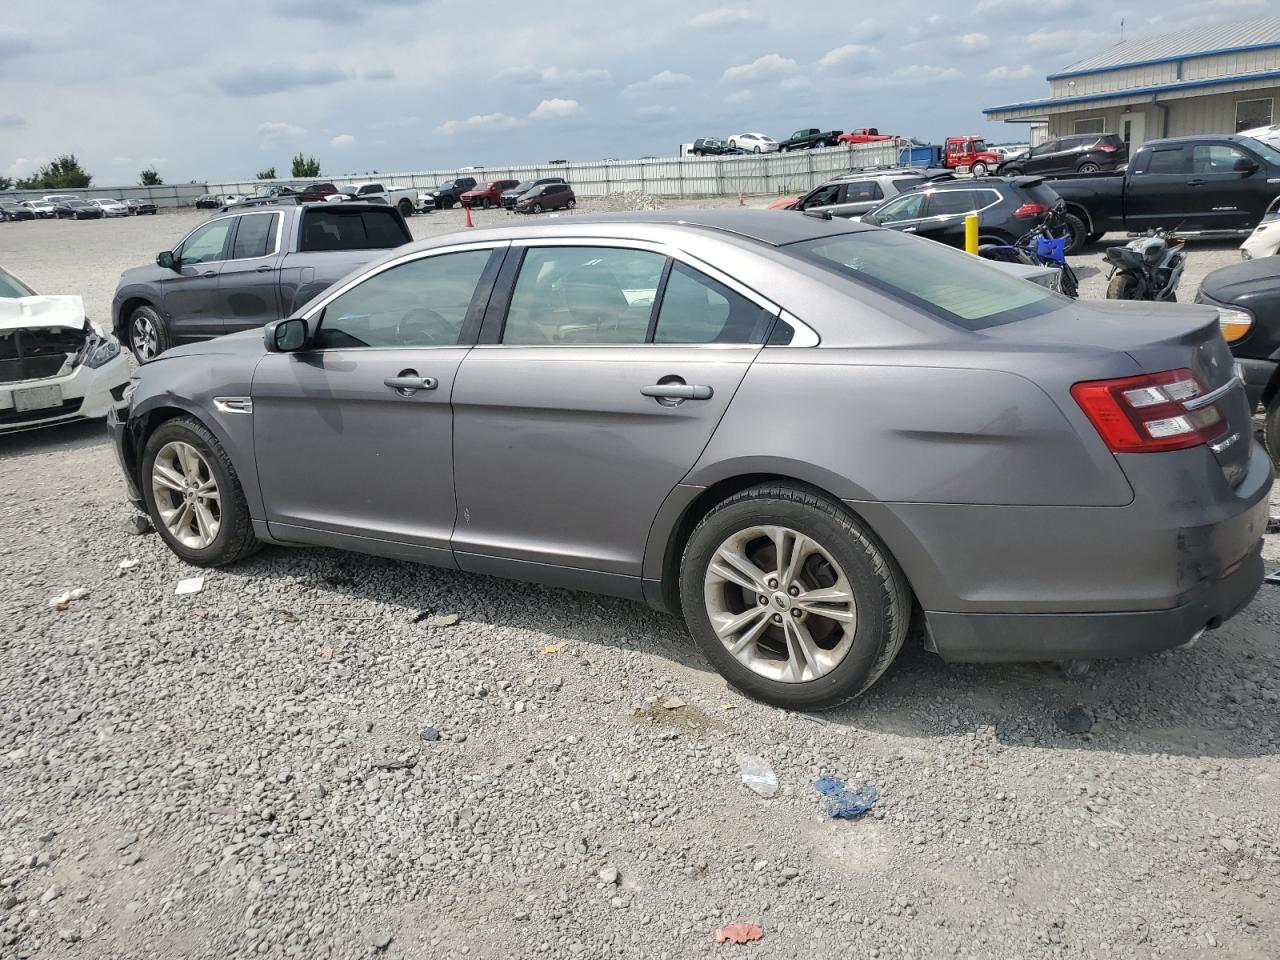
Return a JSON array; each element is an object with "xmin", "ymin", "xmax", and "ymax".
[
  {"xmin": 840, "ymin": 181, "xmax": 883, "ymax": 202},
  {"xmin": 1191, "ymin": 144, "xmax": 1250, "ymax": 173},
  {"xmin": 654, "ymin": 263, "xmax": 773, "ymax": 344},
  {"xmin": 299, "ymin": 209, "xmax": 410, "ymax": 251},
  {"xmin": 1143, "ymin": 147, "xmax": 1189, "ymax": 174},
  {"xmin": 890, "ymin": 177, "xmax": 925, "ymax": 192},
  {"xmin": 231, "ymin": 213, "xmax": 279, "ymax": 259},
  {"xmin": 928, "ymin": 190, "xmax": 990, "ymax": 216},
  {"xmin": 792, "ymin": 230, "xmax": 1055, "ymax": 331}
]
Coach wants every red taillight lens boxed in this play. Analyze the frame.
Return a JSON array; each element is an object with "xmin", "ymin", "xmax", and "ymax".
[
  {"xmin": 1071, "ymin": 368, "xmax": 1224, "ymax": 453},
  {"xmin": 1013, "ymin": 202, "xmax": 1051, "ymax": 218},
  {"xmin": 1097, "ymin": 143, "xmax": 1118, "ymax": 152}
]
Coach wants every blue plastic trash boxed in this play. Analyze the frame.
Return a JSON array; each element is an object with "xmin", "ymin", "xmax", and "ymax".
[{"xmin": 815, "ymin": 777, "xmax": 878, "ymax": 819}]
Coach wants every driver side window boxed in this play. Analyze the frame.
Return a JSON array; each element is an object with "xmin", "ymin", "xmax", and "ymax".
[
  {"xmin": 178, "ymin": 219, "xmax": 234, "ymax": 265},
  {"xmin": 315, "ymin": 249, "xmax": 493, "ymax": 349}
]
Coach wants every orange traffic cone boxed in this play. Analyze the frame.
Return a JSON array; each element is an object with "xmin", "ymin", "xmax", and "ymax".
[{"xmin": 464, "ymin": 205, "xmax": 474, "ymax": 227}]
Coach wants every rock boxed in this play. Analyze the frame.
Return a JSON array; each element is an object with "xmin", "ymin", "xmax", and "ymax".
[
  {"xmin": 599, "ymin": 866, "xmax": 620, "ymax": 886},
  {"xmin": 1221, "ymin": 838, "xmax": 1240, "ymax": 853},
  {"xmin": 40, "ymin": 884, "xmax": 62, "ymax": 904},
  {"xmin": 36, "ymin": 830, "xmax": 55, "ymax": 843},
  {"xmin": 58, "ymin": 928, "xmax": 81, "ymax": 943},
  {"xmin": 425, "ymin": 613, "xmax": 461, "ymax": 628},
  {"xmin": 371, "ymin": 931, "xmax": 393, "ymax": 950},
  {"xmin": 127, "ymin": 514, "xmax": 153, "ymax": 535},
  {"xmin": 1055, "ymin": 707, "xmax": 1094, "ymax": 734},
  {"xmin": 781, "ymin": 867, "xmax": 799, "ymax": 880},
  {"xmin": 419, "ymin": 726, "xmax": 441, "ymax": 742}
]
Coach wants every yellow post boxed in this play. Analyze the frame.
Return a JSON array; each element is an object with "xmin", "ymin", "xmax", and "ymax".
[{"xmin": 964, "ymin": 214, "xmax": 979, "ymax": 255}]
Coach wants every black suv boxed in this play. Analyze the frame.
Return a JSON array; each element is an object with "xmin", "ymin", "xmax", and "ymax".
[
  {"xmin": 860, "ymin": 176, "xmax": 1062, "ymax": 248},
  {"xmin": 500, "ymin": 177, "xmax": 567, "ymax": 209},
  {"xmin": 423, "ymin": 178, "xmax": 478, "ymax": 210},
  {"xmin": 690, "ymin": 138, "xmax": 728, "ymax": 156},
  {"xmin": 1195, "ymin": 258, "xmax": 1280, "ymax": 465},
  {"xmin": 999, "ymin": 134, "xmax": 1127, "ymax": 177}
]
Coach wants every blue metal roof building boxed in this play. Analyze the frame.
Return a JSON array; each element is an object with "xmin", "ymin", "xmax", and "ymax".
[{"xmin": 984, "ymin": 17, "xmax": 1280, "ymax": 148}]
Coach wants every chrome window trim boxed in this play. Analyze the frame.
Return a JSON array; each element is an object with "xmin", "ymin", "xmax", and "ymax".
[{"xmin": 174, "ymin": 210, "xmax": 284, "ymax": 266}]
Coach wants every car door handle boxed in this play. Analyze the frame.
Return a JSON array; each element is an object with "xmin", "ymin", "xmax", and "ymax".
[
  {"xmin": 1187, "ymin": 178, "xmax": 1206, "ymax": 186},
  {"xmin": 202, "ymin": 270, "xmax": 218, "ymax": 278},
  {"xmin": 384, "ymin": 375, "xmax": 438, "ymax": 393},
  {"xmin": 641, "ymin": 383, "xmax": 713, "ymax": 400},
  {"xmin": 255, "ymin": 264, "xmax": 273, "ymax": 273},
  {"xmin": 903, "ymin": 226, "xmax": 917, "ymax": 232}
]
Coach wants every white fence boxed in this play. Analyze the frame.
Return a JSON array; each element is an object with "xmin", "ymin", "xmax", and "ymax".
[
  {"xmin": 0, "ymin": 183, "xmax": 208, "ymax": 210},
  {"xmin": 205, "ymin": 140, "xmax": 908, "ymax": 200}
]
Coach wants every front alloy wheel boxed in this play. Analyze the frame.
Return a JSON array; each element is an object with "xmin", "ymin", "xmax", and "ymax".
[
  {"xmin": 704, "ymin": 525, "xmax": 856, "ymax": 683},
  {"xmin": 151, "ymin": 441, "xmax": 221, "ymax": 549},
  {"xmin": 130, "ymin": 312, "xmax": 161, "ymax": 360}
]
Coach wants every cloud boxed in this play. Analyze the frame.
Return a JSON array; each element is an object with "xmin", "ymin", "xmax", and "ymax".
[
  {"xmin": 976, "ymin": 0, "xmax": 1080, "ymax": 13},
  {"xmin": 689, "ymin": 7, "xmax": 765, "ymax": 29},
  {"xmin": 362, "ymin": 67, "xmax": 395, "ymax": 81},
  {"xmin": 434, "ymin": 113, "xmax": 522, "ymax": 135},
  {"xmin": 330, "ymin": 134, "xmax": 356, "ymax": 147},
  {"xmin": 5, "ymin": 157, "xmax": 42, "ymax": 179},
  {"xmin": 369, "ymin": 116, "xmax": 420, "ymax": 130},
  {"xmin": 0, "ymin": 114, "xmax": 26, "ymax": 130},
  {"xmin": 0, "ymin": 28, "xmax": 32, "ymax": 59},
  {"xmin": 780, "ymin": 76, "xmax": 813, "ymax": 92},
  {"xmin": 636, "ymin": 105, "xmax": 677, "ymax": 122},
  {"xmin": 530, "ymin": 98, "xmax": 582, "ymax": 120},
  {"xmin": 622, "ymin": 70, "xmax": 693, "ymax": 96},
  {"xmin": 109, "ymin": 156, "xmax": 133, "ymax": 165},
  {"xmin": 955, "ymin": 33, "xmax": 991, "ymax": 53},
  {"xmin": 143, "ymin": 157, "xmax": 169, "ymax": 168},
  {"xmin": 271, "ymin": 0, "xmax": 424, "ymax": 23},
  {"xmin": 817, "ymin": 44, "xmax": 878, "ymax": 71},
  {"xmin": 721, "ymin": 53, "xmax": 797, "ymax": 83},
  {"xmin": 256, "ymin": 121, "xmax": 307, "ymax": 141},
  {"xmin": 987, "ymin": 64, "xmax": 1035, "ymax": 80},
  {"xmin": 892, "ymin": 64, "xmax": 963, "ymax": 85},
  {"xmin": 1024, "ymin": 29, "xmax": 1106, "ymax": 54},
  {"xmin": 499, "ymin": 66, "xmax": 611, "ymax": 86},
  {"xmin": 723, "ymin": 90, "xmax": 752, "ymax": 104},
  {"xmin": 218, "ymin": 65, "xmax": 346, "ymax": 97}
]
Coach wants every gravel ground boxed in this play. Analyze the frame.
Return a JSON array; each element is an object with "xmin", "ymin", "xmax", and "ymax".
[{"xmin": 1, "ymin": 203, "xmax": 1278, "ymax": 959}]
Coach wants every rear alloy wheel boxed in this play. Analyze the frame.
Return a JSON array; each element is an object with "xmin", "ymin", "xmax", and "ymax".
[
  {"xmin": 680, "ymin": 484, "xmax": 910, "ymax": 710},
  {"xmin": 1078, "ymin": 162, "xmax": 1100, "ymax": 174},
  {"xmin": 142, "ymin": 417, "xmax": 259, "ymax": 566},
  {"xmin": 1264, "ymin": 397, "xmax": 1280, "ymax": 470},
  {"xmin": 566, "ymin": 198, "xmax": 576, "ymax": 209},
  {"xmin": 128, "ymin": 304, "xmax": 169, "ymax": 361},
  {"xmin": 971, "ymin": 161, "xmax": 988, "ymax": 177}
]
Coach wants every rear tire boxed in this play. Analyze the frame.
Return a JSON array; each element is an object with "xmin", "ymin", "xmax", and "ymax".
[
  {"xmin": 1106, "ymin": 272, "xmax": 1141, "ymax": 300},
  {"xmin": 141, "ymin": 417, "xmax": 260, "ymax": 568},
  {"xmin": 679, "ymin": 483, "xmax": 911, "ymax": 710},
  {"xmin": 1002, "ymin": 166, "xmax": 1024, "ymax": 177},
  {"xmin": 1062, "ymin": 213, "xmax": 1088, "ymax": 254},
  {"xmin": 1264, "ymin": 397, "xmax": 1280, "ymax": 470},
  {"xmin": 1078, "ymin": 162, "xmax": 1100, "ymax": 174}
]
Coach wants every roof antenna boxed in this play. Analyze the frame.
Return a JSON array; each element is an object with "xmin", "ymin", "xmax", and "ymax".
[{"xmin": 1120, "ymin": 17, "xmax": 1125, "ymax": 41}]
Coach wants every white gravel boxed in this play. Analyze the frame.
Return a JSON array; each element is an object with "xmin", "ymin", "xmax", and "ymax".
[{"xmin": 0, "ymin": 201, "xmax": 1278, "ymax": 959}]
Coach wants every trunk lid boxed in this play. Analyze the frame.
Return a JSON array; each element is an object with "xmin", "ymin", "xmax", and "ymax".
[{"xmin": 985, "ymin": 299, "xmax": 1253, "ymax": 484}]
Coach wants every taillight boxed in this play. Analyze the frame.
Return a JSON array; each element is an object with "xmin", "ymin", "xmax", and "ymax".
[
  {"xmin": 1013, "ymin": 202, "xmax": 1051, "ymax": 218},
  {"xmin": 1071, "ymin": 368, "xmax": 1225, "ymax": 453},
  {"xmin": 1097, "ymin": 143, "xmax": 1118, "ymax": 152}
]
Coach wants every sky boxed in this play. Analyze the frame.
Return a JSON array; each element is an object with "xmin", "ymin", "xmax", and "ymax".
[{"xmin": 2, "ymin": 0, "xmax": 1274, "ymax": 185}]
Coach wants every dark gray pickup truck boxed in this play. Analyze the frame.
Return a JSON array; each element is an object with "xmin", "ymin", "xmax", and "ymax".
[
  {"xmin": 112, "ymin": 202, "xmax": 412, "ymax": 360},
  {"xmin": 1047, "ymin": 134, "xmax": 1280, "ymax": 253}
]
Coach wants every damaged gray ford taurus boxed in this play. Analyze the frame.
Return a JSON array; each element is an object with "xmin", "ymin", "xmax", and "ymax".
[{"xmin": 107, "ymin": 211, "xmax": 1272, "ymax": 709}]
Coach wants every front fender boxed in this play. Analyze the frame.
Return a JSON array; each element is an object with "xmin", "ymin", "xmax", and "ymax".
[{"xmin": 112, "ymin": 283, "xmax": 162, "ymax": 340}]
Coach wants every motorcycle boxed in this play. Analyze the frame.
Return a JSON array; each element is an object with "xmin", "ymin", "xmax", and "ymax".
[
  {"xmin": 1103, "ymin": 229, "xmax": 1186, "ymax": 302},
  {"xmin": 978, "ymin": 205, "xmax": 1079, "ymax": 298}
]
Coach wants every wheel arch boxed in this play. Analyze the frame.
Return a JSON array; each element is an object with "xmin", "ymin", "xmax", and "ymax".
[
  {"xmin": 114, "ymin": 294, "xmax": 158, "ymax": 342},
  {"xmin": 1061, "ymin": 201, "xmax": 1095, "ymax": 234},
  {"xmin": 644, "ymin": 467, "xmax": 922, "ymax": 617}
]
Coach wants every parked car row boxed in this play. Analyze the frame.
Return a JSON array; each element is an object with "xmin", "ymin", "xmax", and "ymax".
[{"xmin": 1, "ymin": 195, "xmax": 159, "ymax": 220}]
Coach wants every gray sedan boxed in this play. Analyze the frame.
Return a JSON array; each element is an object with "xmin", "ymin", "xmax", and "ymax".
[{"xmin": 107, "ymin": 211, "xmax": 1272, "ymax": 709}]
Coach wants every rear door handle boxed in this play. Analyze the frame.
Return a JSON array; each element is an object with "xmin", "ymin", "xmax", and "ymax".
[
  {"xmin": 384, "ymin": 375, "xmax": 438, "ymax": 394},
  {"xmin": 641, "ymin": 383, "xmax": 713, "ymax": 400}
]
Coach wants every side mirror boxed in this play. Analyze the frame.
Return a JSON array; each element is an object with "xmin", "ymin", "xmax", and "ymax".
[
  {"xmin": 1234, "ymin": 157, "xmax": 1260, "ymax": 173},
  {"xmin": 264, "ymin": 317, "xmax": 308, "ymax": 353},
  {"xmin": 156, "ymin": 251, "xmax": 177, "ymax": 269}
]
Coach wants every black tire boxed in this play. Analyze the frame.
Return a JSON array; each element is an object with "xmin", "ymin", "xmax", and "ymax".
[
  {"xmin": 679, "ymin": 483, "xmax": 911, "ymax": 710},
  {"xmin": 753, "ymin": 146, "xmax": 762, "ymax": 154},
  {"xmin": 1063, "ymin": 212, "xmax": 1088, "ymax": 254},
  {"xmin": 1107, "ymin": 271, "xmax": 1141, "ymax": 300},
  {"xmin": 140, "ymin": 417, "xmax": 260, "ymax": 567},
  {"xmin": 971, "ymin": 161, "xmax": 988, "ymax": 177},
  {"xmin": 1078, "ymin": 161, "xmax": 1100, "ymax": 174},
  {"xmin": 481, "ymin": 198, "xmax": 491, "ymax": 209},
  {"xmin": 566, "ymin": 198, "xmax": 576, "ymax": 209},
  {"xmin": 398, "ymin": 199, "xmax": 414, "ymax": 217},
  {"xmin": 1058, "ymin": 266, "xmax": 1079, "ymax": 299},
  {"xmin": 127, "ymin": 304, "xmax": 170, "ymax": 361},
  {"xmin": 531, "ymin": 202, "xmax": 543, "ymax": 214},
  {"xmin": 1264, "ymin": 397, "xmax": 1280, "ymax": 470},
  {"xmin": 1002, "ymin": 166, "xmax": 1024, "ymax": 177}
]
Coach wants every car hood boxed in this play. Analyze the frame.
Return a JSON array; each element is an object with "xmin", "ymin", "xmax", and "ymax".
[
  {"xmin": 1198, "ymin": 257, "xmax": 1280, "ymax": 308},
  {"xmin": 149, "ymin": 326, "xmax": 265, "ymax": 364},
  {"xmin": 0, "ymin": 295, "xmax": 97, "ymax": 335}
]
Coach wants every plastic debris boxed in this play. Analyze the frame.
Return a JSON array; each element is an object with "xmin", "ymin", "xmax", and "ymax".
[
  {"xmin": 319, "ymin": 646, "xmax": 334, "ymax": 663},
  {"xmin": 175, "ymin": 576, "xmax": 204, "ymax": 596},
  {"xmin": 661, "ymin": 697, "xmax": 686, "ymax": 710},
  {"xmin": 713, "ymin": 922, "xmax": 764, "ymax": 945},
  {"xmin": 1265, "ymin": 569, "xmax": 1280, "ymax": 585},
  {"xmin": 721, "ymin": 703, "xmax": 736, "ymax": 711},
  {"xmin": 48, "ymin": 592, "xmax": 72, "ymax": 611},
  {"xmin": 814, "ymin": 777, "xmax": 878, "ymax": 819},
  {"xmin": 68, "ymin": 588, "xmax": 88, "ymax": 600},
  {"xmin": 118, "ymin": 558, "xmax": 140, "ymax": 571},
  {"xmin": 737, "ymin": 754, "xmax": 778, "ymax": 798}
]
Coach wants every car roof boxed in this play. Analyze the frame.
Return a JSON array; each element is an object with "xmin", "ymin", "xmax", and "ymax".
[
  {"xmin": 1141, "ymin": 134, "xmax": 1259, "ymax": 148},
  {"xmin": 918, "ymin": 175, "xmax": 1046, "ymax": 191}
]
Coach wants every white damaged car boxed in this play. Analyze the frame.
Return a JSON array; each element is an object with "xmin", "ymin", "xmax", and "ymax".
[{"xmin": 0, "ymin": 266, "xmax": 130, "ymax": 433}]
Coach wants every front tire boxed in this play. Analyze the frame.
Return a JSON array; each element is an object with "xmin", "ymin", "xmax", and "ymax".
[
  {"xmin": 566, "ymin": 198, "xmax": 576, "ymax": 209},
  {"xmin": 128, "ymin": 304, "xmax": 170, "ymax": 361},
  {"xmin": 971, "ymin": 161, "xmax": 988, "ymax": 177},
  {"xmin": 679, "ymin": 484, "xmax": 911, "ymax": 710},
  {"xmin": 141, "ymin": 417, "xmax": 259, "ymax": 567},
  {"xmin": 531, "ymin": 202, "xmax": 543, "ymax": 213},
  {"xmin": 1264, "ymin": 397, "xmax": 1280, "ymax": 470}
]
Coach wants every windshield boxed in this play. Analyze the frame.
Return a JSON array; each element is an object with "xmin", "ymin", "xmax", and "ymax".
[
  {"xmin": 790, "ymin": 230, "xmax": 1057, "ymax": 331},
  {"xmin": 437, "ymin": 182, "xmax": 456, "ymax": 190},
  {"xmin": 0, "ymin": 267, "xmax": 35, "ymax": 298},
  {"xmin": 1244, "ymin": 137, "xmax": 1280, "ymax": 166},
  {"xmin": 340, "ymin": 187, "xmax": 358, "ymax": 196},
  {"xmin": 511, "ymin": 181, "xmax": 533, "ymax": 191},
  {"xmin": 972, "ymin": 139, "xmax": 988, "ymax": 152}
]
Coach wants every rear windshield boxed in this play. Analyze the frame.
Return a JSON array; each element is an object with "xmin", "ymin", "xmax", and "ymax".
[
  {"xmin": 1020, "ymin": 182, "xmax": 1061, "ymax": 206},
  {"xmin": 789, "ymin": 230, "xmax": 1057, "ymax": 331},
  {"xmin": 298, "ymin": 209, "xmax": 411, "ymax": 252}
]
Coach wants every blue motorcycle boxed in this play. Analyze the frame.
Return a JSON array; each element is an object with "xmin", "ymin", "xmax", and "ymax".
[{"xmin": 978, "ymin": 206, "xmax": 1079, "ymax": 298}]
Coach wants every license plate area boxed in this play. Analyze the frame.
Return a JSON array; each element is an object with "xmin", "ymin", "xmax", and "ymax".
[{"xmin": 13, "ymin": 383, "xmax": 63, "ymax": 412}]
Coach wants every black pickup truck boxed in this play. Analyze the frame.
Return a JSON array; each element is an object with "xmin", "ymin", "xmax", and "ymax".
[
  {"xmin": 1047, "ymin": 134, "xmax": 1280, "ymax": 252},
  {"xmin": 112, "ymin": 202, "xmax": 412, "ymax": 360},
  {"xmin": 778, "ymin": 128, "xmax": 843, "ymax": 151}
]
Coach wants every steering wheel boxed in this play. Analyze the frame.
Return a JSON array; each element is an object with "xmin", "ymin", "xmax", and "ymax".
[{"xmin": 396, "ymin": 307, "xmax": 453, "ymax": 346}]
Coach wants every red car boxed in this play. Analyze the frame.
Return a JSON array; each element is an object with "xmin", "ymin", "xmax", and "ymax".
[
  {"xmin": 460, "ymin": 179, "xmax": 519, "ymax": 209},
  {"xmin": 837, "ymin": 127, "xmax": 894, "ymax": 145}
]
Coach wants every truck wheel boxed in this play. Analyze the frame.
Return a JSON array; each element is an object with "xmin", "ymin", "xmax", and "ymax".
[
  {"xmin": 1265, "ymin": 397, "xmax": 1280, "ymax": 470},
  {"xmin": 1106, "ymin": 272, "xmax": 1141, "ymax": 300},
  {"xmin": 1062, "ymin": 213, "xmax": 1088, "ymax": 254},
  {"xmin": 397, "ymin": 199, "xmax": 414, "ymax": 217},
  {"xmin": 971, "ymin": 161, "xmax": 987, "ymax": 177},
  {"xmin": 1002, "ymin": 166, "xmax": 1024, "ymax": 176}
]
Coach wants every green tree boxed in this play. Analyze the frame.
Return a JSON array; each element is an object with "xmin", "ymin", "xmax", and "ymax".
[
  {"xmin": 291, "ymin": 153, "xmax": 321, "ymax": 178},
  {"xmin": 0, "ymin": 176, "xmax": 11, "ymax": 191},
  {"xmin": 139, "ymin": 168, "xmax": 163, "ymax": 186},
  {"xmin": 256, "ymin": 166, "xmax": 277, "ymax": 180},
  {"xmin": 14, "ymin": 154, "xmax": 93, "ymax": 190}
]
